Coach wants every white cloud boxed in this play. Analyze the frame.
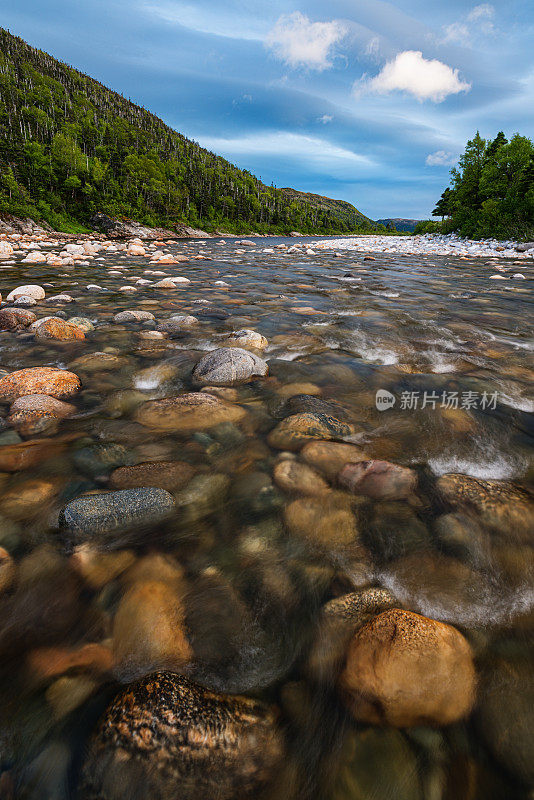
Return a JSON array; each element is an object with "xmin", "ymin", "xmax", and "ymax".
[
  {"xmin": 195, "ymin": 131, "xmax": 374, "ymax": 176},
  {"xmin": 357, "ymin": 51, "xmax": 471, "ymax": 102},
  {"xmin": 265, "ymin": 12, "xmax": 346, "ymax": 71},
  {"xmin": 442, "ymin": 4, "xmax": 495, "ymax": 45},
  {"xmin": 318, "ymin": 114, "xmax": 333, "ymax": 124},
  {"xmin": 426, "ymin": 150, "xmax": 458, "ymax": 166}
]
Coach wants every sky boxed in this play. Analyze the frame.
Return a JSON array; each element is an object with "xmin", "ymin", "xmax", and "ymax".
[{"xmin": 1, "ymin": 0, "xmax": 533, "ymax": 219}]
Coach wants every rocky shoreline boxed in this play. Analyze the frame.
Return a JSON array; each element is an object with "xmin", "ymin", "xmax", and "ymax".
[{"xmin": 316, "ymin": 232, "xmax": 534, "ymax": 259}]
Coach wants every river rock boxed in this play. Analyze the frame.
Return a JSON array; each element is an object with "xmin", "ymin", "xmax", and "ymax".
[
  {"xmin": 79, "ymin": 672, "xmax": 283, "ymax": 800},
  {"xmin": 268, "ymin": 413, "xmax": 355, "ymax": 451},
  {"xmin": 273, "ymin": 458, "xmax": 329, "ymax": 495},
  {"xmin": 0, "ymin": 367, "xmax": 81, "ymax": 401},
  {"xmin": 113, "ymin": 310, "xmax": 155, "ymax": 323},
  {"xmin": 0, "ymin": 436, "xmax": 71, "ymax": 471},
  {"xmin": 110, "ymin": 461, "xmax": 196, "ymax": 492},
  {"xmin": 436, "ymin": 473, "xmax": 534, "ymax": 541},
  {"xmin": 8, "ymin": 394, "xmax": 75, "ymax": 435},
  {"xmin": 1, "ymin": 477, "xmax": 65, "ymax": 522},
  {"xmin": 339, "ymin": 460, "xmax": 417, "ymax": 501},
  {"xmin": 58, "ymin": 488, "xmax": 175, "ymax": 540},
  {"xmin": 134, "ymin": 392, "xmax": 246, "ymax": 432},
  {"xmin": 71, "ymin": 544, "xmax": 136, "ymax": 590},
  {"xmin": 6, "ymin": 284, "xmax": 45, "ymax": 302},
  {"xmin": 307, "ymin": 588, "xmax": 397, "ymax": 682},
  {"xmin": 339, "ymin": 608, "xmax": 476, "ymax": 727},
  {"xmin": 157, "ymin": 315, "xmax": 199, "ymax": 334},
  {"xmin": 225, "ymin": 329, "xmax": 268, "ymax": 350},
  {"xmin": 34, "ymin": 317, "xmax": 85, "ymax": 341},
  {"xmin": 192, "ymin": 348, "xmax": 268, "ymax": 386},
  {"xmin": 113, "ymin": 580, "xmax": 192, "ymax": 679},
  {"xmin": 0, "ymin": 308, "xmax": 37, "ymax": 330},
  {"xmin": 284, "ymin": 494, "xmax": 360, "ymax": 549},
  {"xmin": 276, "ymin": 394, "xmax": 349, "ymax": 419},
  {"xmin": 301, "ymin": 440, "xmax": 369, "ymax": 480},
  {"xmin": 67, "ymin": 317, "xmax": 95, "ymax": 332}
]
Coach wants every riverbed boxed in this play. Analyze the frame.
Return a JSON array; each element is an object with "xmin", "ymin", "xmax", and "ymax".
[{"xmin": 0, "ymin": 234, "xmax": 532, "ymax": 800}]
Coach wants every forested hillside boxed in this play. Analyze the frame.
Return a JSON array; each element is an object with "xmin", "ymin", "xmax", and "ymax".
[
  {"xmin": 0, "ymin": 28, "xmax": 374, "ymax": 234},
  {"xmin": 432, "ymin": 131, "xmax": 534, "ymax": 239}
]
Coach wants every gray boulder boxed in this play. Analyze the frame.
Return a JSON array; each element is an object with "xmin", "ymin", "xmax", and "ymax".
[
  {"xmin": 192, "ymin": 348, "xmax": 268, "ymax": 386},
  {"xmin": 59, "ymin": 488, "xmax": 175, "ymax": 540}
]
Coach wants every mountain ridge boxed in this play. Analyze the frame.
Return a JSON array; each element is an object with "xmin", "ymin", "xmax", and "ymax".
[{"xmin": 0, "ymin": 27, "xmax": 375, "ymax": 235}]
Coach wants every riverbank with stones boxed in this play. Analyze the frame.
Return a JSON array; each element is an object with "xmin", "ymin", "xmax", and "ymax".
[
  {"xmin": 0, "ymin": 230, "xmax": 531, "ymax": 800},
  {"xmin": 315, "ymin": 232, "xmax": 534, "ymax": 262}
]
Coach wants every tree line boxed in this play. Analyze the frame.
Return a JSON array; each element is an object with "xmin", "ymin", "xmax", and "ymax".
[
  {"xmin": 0, "ymin": 28, "xmax": 375, "ymax": 235},
  {"xmin": 423, "ymin": 131, "xmax": 534, "ymax": 240}
]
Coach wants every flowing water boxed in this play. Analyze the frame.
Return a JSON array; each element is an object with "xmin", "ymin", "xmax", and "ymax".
[{"xmin": 0, "ymin": 235, "xmax": 532, "ymax": 799}]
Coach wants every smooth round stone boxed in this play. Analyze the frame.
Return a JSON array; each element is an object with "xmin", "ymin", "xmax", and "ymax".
[
  {"xmin": 225, "ymin": 329, "xmax": 268, "ymax": 350},
  {"xmin": 68, "ymin": 317, "xmax": 95, "ymax": 332},
  {"xmin": 47, "ymin": 294, "xmax": 75, "ymax": 304},
  {"xmin": 80, "ymin": 673, "xmax": 283, "ymax": 800},
  {"xmin": 0, "ymin": 367, "xmax": 81, "ymax": 402},
  {"xmin": 110, "ymin": 461, "xmax": 196, "ymax": 492},
  {"xmin": 134, "ymin": 392, "xmax": 246, "ymax": 432},
  {"xmin": 11, "ymin": 295, "xmax": 37, "ymax": 306},
  {"xmin": 301, "ymin": 441, "xmax": 369, "ymax": 480},
  {"xmin": 34, "ymin": 317, "xmax": 85, "ymax": 341},
  {"xmin": 436, "ymin": 473, "xmax": 534, "ymax": 541},
  {"xmin": 112, "ymin": 580, "xmax": 192, "ymax": 679},
  {"xmin": 59, "ymin": 488, "xmax": 176, "ymax": 540},
  {"xmin": 339, "ymin": 609, "xmax": 476, "ymax": 727},
  {"xmin": 0, "ymin": 477, "xmax": 60, "ymax": 521},
  {"xmin": 276, "ymin": 394, "xmax": 348, "ymax": 419},
  {"xmin": 152, "ymin": 278, "xmax": 183, "ymax": 289},
  {"xmin": 192, "ymin": 348, "xmax": 268, "ymax": 386},
  {"xmin": 113, "ymin": 310, "xmax": 155, "ymax": 323},
  {"xmin": 6, "ymin": 284, "xmax": 45, "ymax": 302},
  {"xmin": 157, "ymin": 315, "xmax": 199, "ymax": 333},
  {"xmin": 0, "ymin": 308, "xmax": 37, "ymax": 330},
  {"xmin": 339, "ymin": 461, "xmax": 417, "ymax": 501},
  {"xmin": 267, "ymin": 413, "xmax": 355, "ymax": 451},
  {"xmin": 8, "ymin": 394, "xmax": 75, "ymax": 432},
  {"xmin": 273, "ymin": 459, "xmax": 329, "ymax": 495},
  {"xmin": 284, "ymin": 494, "xmax": 359, "ymax": 548}
]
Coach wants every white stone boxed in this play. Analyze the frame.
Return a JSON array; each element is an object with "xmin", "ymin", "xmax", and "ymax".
[{"xmin": 7, "ymin": 284, "xmax": 45, "ymax": 301}]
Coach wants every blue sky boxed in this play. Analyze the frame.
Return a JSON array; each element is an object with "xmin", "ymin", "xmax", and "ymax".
[{"xmin": 2, "ymin": 0, "xmax": 533, "ymax": 218}]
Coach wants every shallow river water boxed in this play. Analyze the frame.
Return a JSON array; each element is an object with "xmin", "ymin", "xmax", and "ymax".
[{"xmin": 0, "ymin": 235, "xmax": 532, "ymax": 800}]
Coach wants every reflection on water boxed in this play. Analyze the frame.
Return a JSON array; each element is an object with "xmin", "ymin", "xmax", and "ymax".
[{"xmin": 0, "ymin": 236, "xmax": 532, "ymax": 800}]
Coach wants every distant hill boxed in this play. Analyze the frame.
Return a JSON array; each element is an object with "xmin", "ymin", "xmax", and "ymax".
[
  {"xmin": 376, "ymin": 218, "xmax": 421, "ymax": 232},
  {"xmin": 0, "ymin": 27, "xmax": 374, "ymax": 235}
]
